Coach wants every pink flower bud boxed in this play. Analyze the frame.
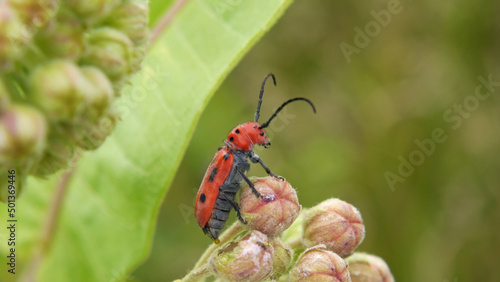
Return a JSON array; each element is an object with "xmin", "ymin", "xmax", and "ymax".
[
  {"xmin": 0, "ymin": 104, "xmax": 47, "ymax": 164},
  {"xmin": 289, "ymin": 244, "xmax": 351, "ymax": 281},
  {"xmin": 303, "ymin": 198, "xmax": 365, "ymax": 257},
  {"xmin": 346, "ymin": 253, "xmax": 394, "ymax": 282},
  {"xmin": 8, "ymin": 0, "xmax": 58, "ymax": 28},
  {"xmin": 210, "ymin": 230, "xmax": 274, "ymax": 282},
  {"xmin": 240, "ymin": 176, "xmax": 301, "ymax": 236},
  {"xmin": 0, "ymin": 1, "xmax": 29, "ymax": 69}
]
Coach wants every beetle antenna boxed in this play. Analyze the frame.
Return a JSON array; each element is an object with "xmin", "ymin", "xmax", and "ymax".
[
  {"xmin": 254, "ymin": 73, "xmax": 276, "ymax": 122},
  {"xmin": 259, "ymin": 97, "xmax": 316, "ymax": 129}
]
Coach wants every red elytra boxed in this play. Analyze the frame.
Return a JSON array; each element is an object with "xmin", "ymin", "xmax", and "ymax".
[{"xmin": 194, "ymin": 73, "xmax": 316, "ymax": 241}]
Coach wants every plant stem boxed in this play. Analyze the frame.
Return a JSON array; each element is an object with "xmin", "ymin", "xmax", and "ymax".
[
  {"xmin": 180, "ymin": 263, "xmax": 210, "ymax": 282},
  {"xmin": 149, "ymin": 0, "xmax": 190, "ymax": 45},
  {"xmin": 21, "ymin": 155, "xmax": 79, "ymax": 282},
  {"xmin": 193, "ymin": 221, "xmax": 245, "ymax": 270}
]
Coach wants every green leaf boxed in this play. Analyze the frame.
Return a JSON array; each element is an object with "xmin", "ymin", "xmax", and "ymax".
[
  {"xmin": 148, "ymin": 0, "xmax": 175, "ymax": 26},
  {"xmin": 0, "ymin": 0, "xmax": 294, "ymax": 280}
]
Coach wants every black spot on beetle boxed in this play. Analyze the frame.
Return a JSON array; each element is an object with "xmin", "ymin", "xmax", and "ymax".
[
  {"xmin": 235, "ymin": 129, "xmax": 240, "ymax": 134},
  {"xmin": 229, "ymin": 136, "xmax": 234, "ymax": 142},
  {"xmin": 209, "ymin": 167, "xmax": 218, "ymax": 181},
  {"xmin": 200, "ymin": 193, "xmax": 206, "ymax": 203},
  {"xmin": 254, "ymin": 125, "xmax": 257, "ymax": 128},
  {"xmin": 223, "ymin": 152, "xmax": 230, "ymax": 160},
  {"xmin": 259, "ymin": 132, "xmax": 264, "ymax": 136}
]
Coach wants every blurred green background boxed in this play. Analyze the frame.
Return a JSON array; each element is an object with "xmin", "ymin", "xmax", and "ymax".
[{"xmin": 135, "ymin": 0, "xmax": 500, "ymax": 281}]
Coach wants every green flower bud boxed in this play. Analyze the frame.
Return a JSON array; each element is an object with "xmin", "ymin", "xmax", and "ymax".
[
  {"xmin": 210, "ymin": 230, "xmax": 274, "ymax": 282},
  {"xmin": 7, "ymin": 0, "xmax": 59, "ymax": 28},
  {"xmin": 33, "ymin": 129, "xmax": 77, "ymax": 176},
  {"xmin": 74, "ymin": 113, "xmax": 116, "ymax": 150},
  {"xmin": 35, "ymin": 8, "xmax": 83, "ymax": 60},
  {"xmin": 0, "ymin": 104, "xmax": 47, "ymax": 165},
  {"xmin": 269, "ymin": 238, "xmax": 292, "ymax": 280},
  {"xmin": 110, "ymin": 0, "xmax": 149, "ymax": 45},
  {"xmin": 68, "ymin": 0, "xmax": 120, "ymax": 24},
  {"xmin": 81, "ymin": 27, "xmax": 133, "ymax": 80},
  {"xmin": 289, "ymin": 245, "xmax": 351, "ymax": 282},
  {"xmin": 240, "ymin": 177, "xmax": 301, "ymax": 236},
  {"xmin": 80, "ymin": 66, "xmax": 114, "ymax": 121},
  {"xmin": 0, "ymin": 1, "xmax": 29, "ymax": 70},
  {"xmin": 303, "ymin": 198, "xmax": 365, "ymax": 257},
  {"xmin": 30, "ymin": 60, "xmax": 89, "ymax": 121},
  {"xmin": 345, "ymin": 253, "xmax": 394, "ymax": 282}
]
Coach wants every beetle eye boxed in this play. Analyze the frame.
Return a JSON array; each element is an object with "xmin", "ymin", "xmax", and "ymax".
[{"xmin": 254, "ymin": 125, "xmax": 257, "ymax": 129}]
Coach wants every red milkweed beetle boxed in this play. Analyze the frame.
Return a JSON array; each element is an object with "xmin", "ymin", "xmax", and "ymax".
[{"xmin": 194, "ymin": 73, "xmax": 316, "ymax": 242}]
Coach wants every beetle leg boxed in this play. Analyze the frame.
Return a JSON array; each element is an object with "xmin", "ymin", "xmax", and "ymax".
[
  {"xmin": 248, "ymin": 152, "xmax": 284, "ymax": 180},
  {"xmin": 219, "ymin": 191, "xmax": 247, "ymax": 224},
  {"xmin": 236, "ymin": 167, "xmax": 262, "ymax": 198}
]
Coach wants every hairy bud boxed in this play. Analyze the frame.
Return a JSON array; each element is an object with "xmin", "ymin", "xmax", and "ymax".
[
  {"xmin": 240, "ymin": 176, "xmax": 301, "ymax": 236},
  {"xmin": 73, "ymin": 113, "xmax": 117, "ymax": 150},
  {"xmin": 68, "ymin": 0, "xmax": 119, "ymax": 24},
  {"xmin": 33, "ymin": 129, "xmax": 77, "ymax": 176},
  {"xmin": 289, "ymin": 244, "xmax": 351, "ymax": 281},
  {"xmin": 0, "ymin": 1, "xmax": 29, "ymax": 70},
  {"xmin": 30, "ymin": 60, "xmax": 89, "ymax": 121},
  {"xmin": 82, "ymin": 27, "xmax": 134, "ymax": 80},
  {"xmin": 80, "ymin": 66, "xmax": 114, "ymax": 121},
  {"xmin": 303, "ymin": 198, "xmax": 365, "ymax": 257},
  {"xmin": 0, "ymin": 105, "xmax": 47, "ymax": 164},
  {"xmin": 210, "ymin": 230, "xmax": 274, "ymax": 282},
  {"xmin": 36, "ymin": 8, "xmax": 84, "ymax": 60},
  {"xmin": 8, "ymin": 0, "xmax": 59, "ymax": 28},
  {"xmin": 346, "ymin": 253, "xmax": 394, "ymax": 282},
  {"xmin": 110, "ymin": 1, "xmax": 148, "ymax": 45}
]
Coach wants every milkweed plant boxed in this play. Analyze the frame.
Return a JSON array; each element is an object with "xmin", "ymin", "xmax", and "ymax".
[
  {"xmin": 1, "ymin": 1, "xmax": 394, "ymax": 281},
  {"xmin": 178, "ymin": 176, "xmax": 395, "ymax": 281},
  {"xmin": 0, "ymin": 0, "xmax": 148, "ymax": 201}
]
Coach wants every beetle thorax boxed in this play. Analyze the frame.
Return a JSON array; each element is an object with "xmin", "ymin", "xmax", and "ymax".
[{"xmin": 225, "ymin": 122, "xmax": 270, "ymax": 152}]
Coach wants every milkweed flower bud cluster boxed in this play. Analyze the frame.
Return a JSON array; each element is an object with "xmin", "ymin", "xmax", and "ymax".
[
  {"xmin": 0, "ymin": 0, "xmax": 148, "ymax": 200},
  {"xmin": 187, "ymin": 177, "xmax": 394, "ymax": 281}
]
